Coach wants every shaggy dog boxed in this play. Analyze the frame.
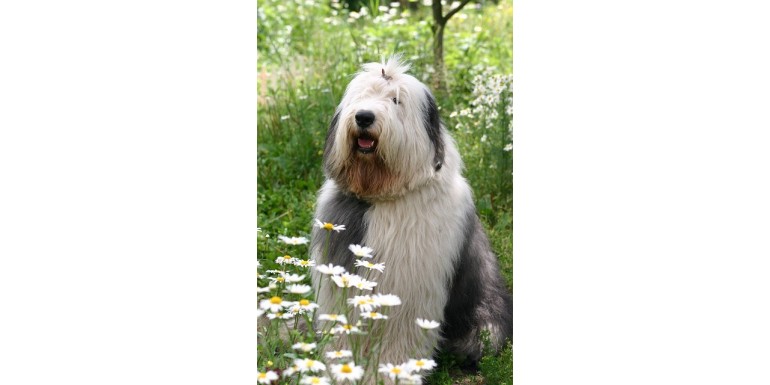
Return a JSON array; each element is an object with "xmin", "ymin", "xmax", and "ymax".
[{"xmin": 311, "ymin": 57, "xmax": 512, "ymax": 371}]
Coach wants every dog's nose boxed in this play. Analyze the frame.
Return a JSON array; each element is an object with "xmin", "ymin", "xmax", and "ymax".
[{"xmin": 355, "ymin": 110, "xmax": 376, "ymax": 129}]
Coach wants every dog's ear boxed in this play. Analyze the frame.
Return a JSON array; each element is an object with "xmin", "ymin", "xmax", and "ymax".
[
  {"xmin": 423, "ymin": 90, "xmax": 445, "ymax": 171},
  {"xmin": 323, "ymin": 110, "xmax": 341, "ymax": 173}
]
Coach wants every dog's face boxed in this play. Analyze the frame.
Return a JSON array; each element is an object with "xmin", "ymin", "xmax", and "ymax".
[{"xmin": 324, "ymin": 58, "xmax": 445, "ymax": 199}]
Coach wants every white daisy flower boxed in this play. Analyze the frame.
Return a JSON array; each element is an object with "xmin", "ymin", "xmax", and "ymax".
[
  {"xmin": 256, "ymin": 309, "xmax": 265, "ymax": 318},
  {"xmin": 293, "ymin": 358, "xmax": 326, "ymax": 373},
  {"xmin": 257, "ymin": 370, "xmax": 278, "ymax": 384},
  {"xmin": 318, "ymin": 313, "xmax": 348, "ymax": 324},
  {"xmin": 291, "ymin": 342, "xmax": 317, "ymax": 352},
  {"xmin": 259, "ymin": 296, "xmax": 288, "ymax": 312},
  {"xmin": 331, "ymin": 323, "xmax": 361, "ymax": 335},
  {"xmin": 275, "ymin": 255, "xmax": 295, "ymax": 265},
  {"xmin": 348, "ymin": 244, "xmax": 374, "ymax": 258},
  {"xmin": 282, "ymin": 273, "xmax": 306, "ymax": 283},
  {"xmin": 347, "ymin": 295, "xmax": 379, "ymax": 312},
  {"xmin": 360, "ymin": 311, "xmax": 388, "ymax": 320},
  {"xmin": 278, "ymin": 235, "xmax": 309, "ymax": 245},
  {"xmin": 351, "ymin": 277, "xmax": 377, "ymax": 291},
  {"xmin": 294, "ymin": 259, "xmax": 316, "ymax": 268},
  {"xmin": 416, "ymin": 318, "xmax": 441, "ymax": 329},
  {"xmin": 406, "ymin": 358, "xmax": 437, "ymax": 372},
  {"xmin": 266, "ymin": 311, "xmax": 293, "ymax": 320},
  {"xmin": 331, "ymin": 273, "xmax": 362, "ymax": 288},
  {"xmin": 300, "ymin": 376, "xmax": 331, "ymax": 385},
  {"xmin": 282, "ymin": 364, "xmax": 300, "ymax": 377},
  {"xmin": 325, "ymin": 349, "xmax": 353, "ymax": 360},
  {"xmin": 400, "ymin": 373, "xmax": 424, "ymax": 384},
  {"xmin": 257, "ymin": 286, "xmax": 270, "ymax": 294},
  {"xmin": 378, "ymin": 363, "xmax": 413, "ymax": 380},
  {"xmin": 285, "ymin": 284, "xmax": 312, "ymax": 294},
  {"xmin": 295, "ymin": 298, "xmax": 319, "ymax": 312},
  {"xmin": 314, "ymin": 219, "xmax": 346, "ymax": 232},
  {"xmin": 373, "ymin": 293, "xmax": 402, "ymax": 306},
  {"xmin": 315, "ymin": 263, "xmax": 346, "ymax": 275},
  {"xmin": 354, "ymin": 259, "xmax": 385, "ymax": 272},
  {"xmin": 330, "ymin": 361, "xmax": 364, "ymax": 382}
]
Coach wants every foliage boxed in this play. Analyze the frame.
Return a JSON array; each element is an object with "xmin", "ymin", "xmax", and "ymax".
[{"xmin": 258, "ymin": 0, "xmax": 512, "ymax": 383}]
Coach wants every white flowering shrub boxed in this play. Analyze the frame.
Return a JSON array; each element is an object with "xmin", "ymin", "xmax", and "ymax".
[{"xmin": 258, "ymin": 223, "xmax": 437, "ymax": 384}]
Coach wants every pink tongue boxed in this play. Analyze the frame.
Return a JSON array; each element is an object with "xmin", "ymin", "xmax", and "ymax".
[{"xmin": 358, "ymin": 138, "xmax": 375, "ymax": 148}]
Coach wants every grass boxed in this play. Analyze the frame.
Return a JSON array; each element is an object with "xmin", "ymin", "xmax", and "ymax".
[{"xmin": 258, "ymin": 0, "xmax": 512, "ymax": 383}]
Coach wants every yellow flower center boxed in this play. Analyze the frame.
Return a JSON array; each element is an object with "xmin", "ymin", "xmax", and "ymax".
[
  {"xmin": 284, "ymin": 255, "xmax": 291, "ymax": 259},
  {"xmin": 343, "ymin": 324, "xmax": 352, "ymax": 330},
  {"xmin": 392, "ymin": 367, "xmax": 401, "ymax": 374},
  {"xmin": 341, "ymin": 364, "xmax": 352, "ymax": 373},
  {"xmin": 306, "ymin": 360, "xmax": 315, "ymax": 367},
  {"xmin": 258, "ymin": 373, "xmax": 266, "ymax": 379},
  {"xmin": 323, "ymin": 223, "xmax": 334, "ymax": 230},
  {"xmin": 269, "ymin": 296, "xmax": 282, "ymax": 304},
  {"xmin": 311, "ymin": 379, "xmax": 321, "ymax": 384},
  {"xmin": 299, "ymin": 299, "xmax": 310, "ymax": 306},
  {"xmin": 415, "ymin": 360, "xmax": 424, "ymax": 367},
  {"xmin": 275, "ymin": 277, "xmax": 285, "ymax": 282},
  {"xmin": 267, "ymin": 361, "xmax": 273, "ymax": 366},
  {"xmin": 370, "ymin": 312, "xmax": 377, "ymax": 317}
]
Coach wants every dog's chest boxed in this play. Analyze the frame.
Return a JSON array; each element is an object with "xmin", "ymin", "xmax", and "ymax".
[{"xmin": 361, "ymin": 186, "xmax": 468, "ymax": 298}]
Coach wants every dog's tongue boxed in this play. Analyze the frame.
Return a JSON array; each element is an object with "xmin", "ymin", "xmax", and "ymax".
[{"xmin": 358, "ymin": 138, "xmax": 375, "ymax": 149}]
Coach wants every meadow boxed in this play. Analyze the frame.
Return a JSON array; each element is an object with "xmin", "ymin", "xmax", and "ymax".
[{"xmin": 258, "ymin": 0, "xmax": 512, "ymax": 383}]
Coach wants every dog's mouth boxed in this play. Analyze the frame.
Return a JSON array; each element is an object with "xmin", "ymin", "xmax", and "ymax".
[{"xmin": 356, "ymin": 135, "xmax": 377, "ymax": 154}]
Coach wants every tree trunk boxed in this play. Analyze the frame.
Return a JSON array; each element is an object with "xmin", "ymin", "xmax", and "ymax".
[{"xmin": 430, "ymin": 0, "xmax": 473, "ymax": 94}]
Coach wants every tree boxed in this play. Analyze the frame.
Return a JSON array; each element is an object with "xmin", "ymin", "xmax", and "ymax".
[{"xmin": 431, "ymin": 0, "xmax": 473, "ymax": 93}]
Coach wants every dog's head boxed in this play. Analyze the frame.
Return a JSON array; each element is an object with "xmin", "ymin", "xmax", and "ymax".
[{"xmin": 323, "ymin": 56, "xmax": 446, "ymax": 199}]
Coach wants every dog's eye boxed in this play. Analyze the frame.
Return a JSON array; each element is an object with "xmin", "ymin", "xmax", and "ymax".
[{"xmin": 392, "ymin": 97, "xmax": 400, "ymax": 105}]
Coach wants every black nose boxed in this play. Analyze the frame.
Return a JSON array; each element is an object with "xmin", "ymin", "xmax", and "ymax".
[{"xmin": 355, "ymin": 110, "xmax": 375, "ymax": 129}]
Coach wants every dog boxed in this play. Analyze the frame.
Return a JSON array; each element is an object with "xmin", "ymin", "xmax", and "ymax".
[{"xmin": 310, "ymin": 56, "xmax": 512, "ymax": 371}]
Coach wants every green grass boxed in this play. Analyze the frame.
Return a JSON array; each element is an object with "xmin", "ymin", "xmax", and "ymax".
[{"xmin": 258, "ymin": 0, "xmax": 512, "ymax": 383}]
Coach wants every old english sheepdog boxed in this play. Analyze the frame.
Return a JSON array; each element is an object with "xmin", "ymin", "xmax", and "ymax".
[{"xmin": 311, "ymin": 57, "xmax": 512, "ymax": 368}]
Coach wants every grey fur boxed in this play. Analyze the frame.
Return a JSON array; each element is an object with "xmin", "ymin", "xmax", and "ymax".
[{"xmin": 441, "ymin": 208, "xmax": 513, "ymax": 362}]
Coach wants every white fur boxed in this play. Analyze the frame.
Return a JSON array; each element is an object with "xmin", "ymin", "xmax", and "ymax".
[{"xmin": 312, "ymin": 57, "xmax": 483, "ymax": 374}]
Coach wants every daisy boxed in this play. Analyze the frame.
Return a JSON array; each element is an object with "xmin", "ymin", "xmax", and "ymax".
[
  {"xmin": 400, "ymin": 373, "xmax": 424, "ymax": 384},
  {"xmin": 257, "ymin": 370, "xmax": 278, "ymax": 384},
  {"xmin": 351, "ymin": 277, "xmax": 377, "ymax": 291},
  {"xmin": 378, "ymin": 363, "xmax": 413, "ymax": 380},
  {"xmin": 315, "ymin": 263, "xmax": 346, "ymax": 276},
  {"xmin": 259, "ymin": 296, "xmax": 288, "ymax": 312},
  {"xmin": 331, "ymin": 323, "xmax": 361, "ymax": 335},
  {"xmin": 256, "ymin": 286, "xmax": 270, "ymax": 294},
  {"xmin": 331, "ymin": 273, "xmax": 362, "ymax": 288},
  {"xmin": 406, "ymin": 358, "xmax": 437, "ymax": 372},
  {"xmin": 294, "ymin": 259, "xmax": 316, "ymax": 268},
  {"xmin": 291, "ymin": 342, "xmax": 317, "ymax": 352},
  {"xmin": 314, "ymin": 219, "xmax": 346, "ymax": 232},
  {"xmin": 330, "ymin": 361, "xmax": 364, "ymax": 382},
  {"xmin": 278, "ymin": 235, "xmax": 310, "ymax": 245},
  {"xmin": 293, "ymin": 358, "xmax": 326, "ymax": 373},
  {"xmin": 325, "ymin": 350, "xmax": 353, "ymax": 360},
  {"xmin": 318, "ymin": 313, "xmax": 348, "ymax": 324},
  {"xmin": 295, "ymin": 298, "xmax": 319, "ymax": 312},
  {"xmin": 282, "ymin": 364, "xmax": 300, "ymax": 377},
  {"xmin": 285, "ymin": 284, "xmax": 312, "ymax": 295},
  {"xmin": 282, "ymin": 273, "xmax": 306, "ymax": 283},
  {"xmin": 354, "ymin": 259, "xmax": 385, "ymax": 272},
  {"xmin": 348, "ymin": 244, "xmax": 374, "ymax": 258},
  {"xmin": 373, "ymin": 293, "xmax": 402, "ymax": 307},
  {"xmin": 360, "ymin": 311, "xmax": 388, "ymax": 320},
  {"xmin": 256, "ymin": 309, "xmax": 265, "ymax": 318},
  {"xmin": 275, "ymin": 255, "xmax": 296, "ymax": 265},
  {"xmin": 300, "ymin": 376, "xmax": 331, "ymax": 385},
  {"xmin": 347, "ymin": 295, "xmax": 379, "ymax": 312},
  {"xmin": 266, "ymin": 311, "xmax": 293, "ymax": 320},
  {"xmin": 416, "ymin": 318, "xmax": 441, "ymax": 329}
]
